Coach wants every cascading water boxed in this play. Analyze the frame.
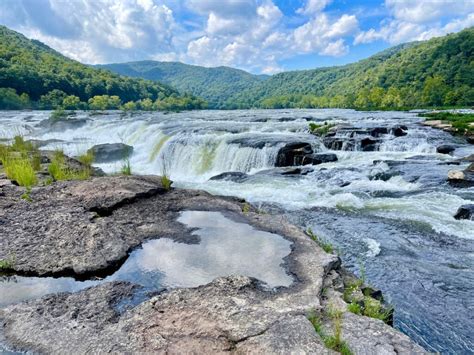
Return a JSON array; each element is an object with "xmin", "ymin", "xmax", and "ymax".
[{"xmin": 1, "ymin": 109, "xmax": 473, "ymax": 354}]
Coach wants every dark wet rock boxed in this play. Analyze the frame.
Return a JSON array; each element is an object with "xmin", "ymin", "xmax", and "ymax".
[
  {"xmin": 454, "ymin": 204, "xmax": 474, "ymax": 220},
  {"xmin": 360, "ymin": 137, "xmax": 380, "ymax": 151},
  {"xmin": 390, "ymin": 125, "xmax": 408, "ymax": 137},
  {"xmin": 87, "ymin": 143, "xmax": 133, "ymax": 163},
  {"xmin": 38, "ymin": 118, "xmax": 88, "ymax": 131},
  {"xmin": 323, "ymin": 137, "xmax": 355, "ymax": 151},
  {"xmin": 209, "ymin": 171, "xmax": 248, "ymax": 182},
  {"xmin": 301, "ymin": 153, "xmax": 338, "ymax": 165},
  {"xmin": 275, "ymin": 142, "xmax": 313, "ymax": 167},
  {"xmin": 255, "ymin": 167, "xmax": 314, "ymax": 176},
  {"xmin": 370, "ymin": 171, "xmax": 397, "ymax": 181},
  {"xmin": 436, "ymin": 144, "xmax": 456, "ymax": 154},
  {"xmin": 369, "ymin": 127, "xmax": 389, "ymax": 137},
  {"xmin": 228, "ymin": 136, "xmax": 301, "ymax": 148}
]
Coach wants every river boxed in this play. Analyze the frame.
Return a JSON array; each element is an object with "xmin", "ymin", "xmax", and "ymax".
[{"xmin": 1, "ymin": 109, "xmax": 473, "ymax": 354}]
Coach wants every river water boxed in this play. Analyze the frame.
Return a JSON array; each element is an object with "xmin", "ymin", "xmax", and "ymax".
[{"xmin": 1, "ymin": 109, "xmax": 473, "ymax": 353}]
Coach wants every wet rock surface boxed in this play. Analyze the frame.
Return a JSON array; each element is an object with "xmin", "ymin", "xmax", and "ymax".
[
  {"xmin": 87, "ymin": 143, "xmax": 134, "ymax": 163},
  {"xmin": 0, "ymin": 175, "xmax": 427, "ymax": 354},
  {"xmin": 454, "ymin": 204, "xmax": 474, "ymax": 220}
]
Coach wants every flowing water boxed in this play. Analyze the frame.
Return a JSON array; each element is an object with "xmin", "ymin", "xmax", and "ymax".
[{"xmin": 1, "ymin": 109, "xmax": 473, "ymax": 353}]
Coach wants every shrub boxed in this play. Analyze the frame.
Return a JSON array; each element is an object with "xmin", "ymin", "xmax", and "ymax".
[
  {"xmin": 50, "ymin": 107, "xmax": 68, "ymax": 122},
  {"xmin": 161, "ymin": 175, "xmax": 172, "ymax": 190}
]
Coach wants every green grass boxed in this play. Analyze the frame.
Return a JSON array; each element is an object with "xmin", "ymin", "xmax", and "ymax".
[
  {"xmin": 4, "ymin": 156, "xmax": 37, "ymax": 187},
  {"xmin": 48, "ymin": 150, "xmax": 90, "ymax": 181},
  {"xmin": 308, "ymin": 310, "xmax": 352, "ymax": 355},
  {"xmin": 242, "ymin": 202, "xmax": 251, "ymax": 214},
  {"xmin": 344, "ymin": 281, "xmax": 392, "ymax": 323},
  {"xmin": 161, "ymin": 174, "xmax": 172, "ymax": 190},
  {"xmin": 420, "ymin": 112, "xmax": 474, "ymax": 133},
  {"xmin": 0, "ymin": 258, "xmax": 14, "ymax": 271},
  {"xmin": 121, "ymin": 157, "xmax": 132, "ymax": 175},
  {"xmin": 306, "ymin": 228, "xmax": 334, "ymax": 253}
]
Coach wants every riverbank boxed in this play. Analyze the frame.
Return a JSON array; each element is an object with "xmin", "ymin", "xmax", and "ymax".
[{"xmin": 0, "ymin": 172, "xmax": 426, "ymax": 354}]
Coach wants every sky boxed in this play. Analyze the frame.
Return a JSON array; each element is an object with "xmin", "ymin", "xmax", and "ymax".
[{"xmin": 0, "ymin": 0, "xmax": 473, "ymax": 74}]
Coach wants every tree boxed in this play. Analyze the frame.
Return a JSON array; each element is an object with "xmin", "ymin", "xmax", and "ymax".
[
  {"xmin": 62, "ymin": 95, "xmax": 81, "ymax": 109},
  {"xmin": 121, "ymin": 101, "xmax": 137, "ymax": 111},
  {"xmin": 39, "ymin": 89, "xmax": 67, "ymax": 109},
  {"xmin": 422, "ymin": 75, "xmax": 448, "ymax": 106}
]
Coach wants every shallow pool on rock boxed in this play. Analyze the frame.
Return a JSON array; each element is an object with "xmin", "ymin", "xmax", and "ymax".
[{"xmin": 0, "ymin": 211, "xmax": 293, "ymax": 307}]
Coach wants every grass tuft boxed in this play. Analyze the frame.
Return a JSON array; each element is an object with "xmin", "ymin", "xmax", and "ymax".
[
  {"xmin": 306, "ymin": 228, "xmax": 334, "ymax": 253},
  {"xmin": 48, "ymin": 150, "xmax": 90, "ymax": 181},
  {"xmin": 121, "ymin": 157, "xmax": 132, "ymax": 176},
  {"xmin": 4, "ymin": 156, "xmax": 37, "ymax": 187},
  {"xmin": 308, "ymin": 309, "xmax": 352, "ymax": 355},
  {"xmin": 161, "ymin": 174, "xmax": 172, "ymax": 190}
]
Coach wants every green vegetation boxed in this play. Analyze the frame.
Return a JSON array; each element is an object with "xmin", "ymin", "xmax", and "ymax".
[
  {"xmin": 120, "ymin": 158, "xmax": 132, "ymax": 176},
  {"xmin": 420, "ymin": 112, "xmax": 474, "ymax": 133},
  {"xmin": 306, "ymin": 228, "xmax": 334, "ymax": 253},
  {"xmin": 1, "ymin": 136, "xmax": 39, "ymax": 189},
  {"xmin": 308, "ymin": 310, "xmax": 352, "ymax": 355},
  {"xmin": 103, "ymin": 27, "xmax": 473, "ymax": 110},
  {"xmin": 242, "ymin": 202, "xmax": 251, "ymax": 214},
  {"xmin": 309, "ymin": 122, "xmax": 336, "ymax": 136},
  {"xmin": 0, "ymin": 25, "xmax": 206, "ymax": 111},
  {"xmin": 48, "ymin": 150, "xmax": 90, "ymax": 181},
  {"xmin": 0, "ymin": 258, "xmax": 14, "ymax": 271},
  {"xmin": 343, "ymin": 281, "xmax": 392, "ymax": 324},
  {"xmin": 97, "ymin": 60, "xmax": 267, "ymax": 109},
  {"xmin": 161, "ymin": 175, "xmax": 172, "ymax": 190}
]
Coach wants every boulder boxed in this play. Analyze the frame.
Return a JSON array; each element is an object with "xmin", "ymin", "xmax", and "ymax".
[
  {"xmin": 391, "ymin": 125, "xmax": 408, "ymax": 137},
  {"xmin": 447, "ymin": 167, "xmax": 474, "ymax": 187},
  {"xmin": 437, "ymin": 145, "xmax": 456, "ymax": 154},
  {"xmin": 275, "ymin": 142, "xmax": 313, "ymax": 167},
  {"xmin": 87, "ymin": 143, "xmax": 133, "ymax": 163},
  {"xmin": 323, "ymin": 137, "xmax": 355, "ymax": 151},
  {"xmin": 369, "ymin": 127, "xmax": 389, "ymax": 137},
  {"xmin": 301, "ymin": 153, "xmax": 338, "ymax": 165},
  {"xmin": 454, "ymin": 204, "xmax": 474, "ymax": 220},
  {"xmin": 360, "ymin": 137, "xmax": 380, "ymax": 151},
  {"xmin": 209, "ymin": 171, "xmax": 248, "ymax": 182}
]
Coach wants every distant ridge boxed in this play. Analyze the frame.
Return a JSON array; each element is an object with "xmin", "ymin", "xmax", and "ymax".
[{"xmin": 101, "ymin": 27, "xmax": 474, "ymax": 109}]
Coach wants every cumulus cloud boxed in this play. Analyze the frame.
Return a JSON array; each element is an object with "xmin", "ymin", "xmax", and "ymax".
[
  {"xmin": 355, "ymin": 0, "xmax": 474, "ymax": 45},
  {"xmin": 0, "ymin": 0, "xmax": 471, "ymax": 74}
]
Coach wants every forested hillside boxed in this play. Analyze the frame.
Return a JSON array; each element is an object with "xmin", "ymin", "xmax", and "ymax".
[
  {"xmin": 97, "ymin": 61, "xmax": 267, "ymax": 109},
  {"xmin": 101, "ymin": 27, "xmax": 473, "ymax": 110},
  {"xmin": 236, "ymin": 27, "xmax": 473, "ymax": 109},
  {"xmin": 0, "ymin": 26, "xmax": 206, "ymax": 110}
]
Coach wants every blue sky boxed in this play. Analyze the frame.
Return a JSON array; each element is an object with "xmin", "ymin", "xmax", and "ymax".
[{"xmin": 0, "ymin": 0, "xmax": 473, "ymax": 74}]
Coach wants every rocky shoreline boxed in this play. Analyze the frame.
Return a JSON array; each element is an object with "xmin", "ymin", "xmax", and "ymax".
[{"xmin": 0, "ymin": 172, "xmax": 427, "ymax": 354}]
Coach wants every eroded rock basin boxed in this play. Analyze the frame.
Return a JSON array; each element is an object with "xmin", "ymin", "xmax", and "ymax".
[
  {"xmin": 0, "ymin": 175, "xmax": 426, "ymax": 354},
  {"xmin": 0, "ymin": 211, "xmax": 292, "ymax": 307}
]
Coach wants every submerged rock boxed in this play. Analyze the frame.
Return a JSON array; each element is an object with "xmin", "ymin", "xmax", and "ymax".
[
  {"xmin": 390, "ymin": 125, "xmax": 408, "ymax": 137},
  {"xmin": 454, "ymin": 204, "xmax": 474, "ymax": 220},
  {"xmin": 301, "ymin": 153, "xmax": 338, "ymax": 165},
  {"xmin": 436, "ymin": 144, "xmax": 456, "ymax": 154},
  {"xmin": 88, "ymin": 143, "xmax": 133, "ymax": 163},
  {"xmin": 209, "ymin": 171, "xmax": 248, "ymax": 182}
]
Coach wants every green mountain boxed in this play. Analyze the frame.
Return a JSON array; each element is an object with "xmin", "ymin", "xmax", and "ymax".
[
  {"xmin": 102, "ymin": 27, "xmax": 473, "ymax": 109},
  {"xmin": 96, "ymin": 61, "xmax": 268, "ymax": 109},
  {"xmin": 0, "ymin": 26, "xmax": 205, "ymax": 110},
  {"xmin": 236, "ymin": 27, "xmax": 473, "ymax": 109}
]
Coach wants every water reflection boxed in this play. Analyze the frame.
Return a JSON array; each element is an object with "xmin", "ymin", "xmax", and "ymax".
[{"xmin": 0, "ymin": 211, "xmax": 292, "ymax": 308}]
